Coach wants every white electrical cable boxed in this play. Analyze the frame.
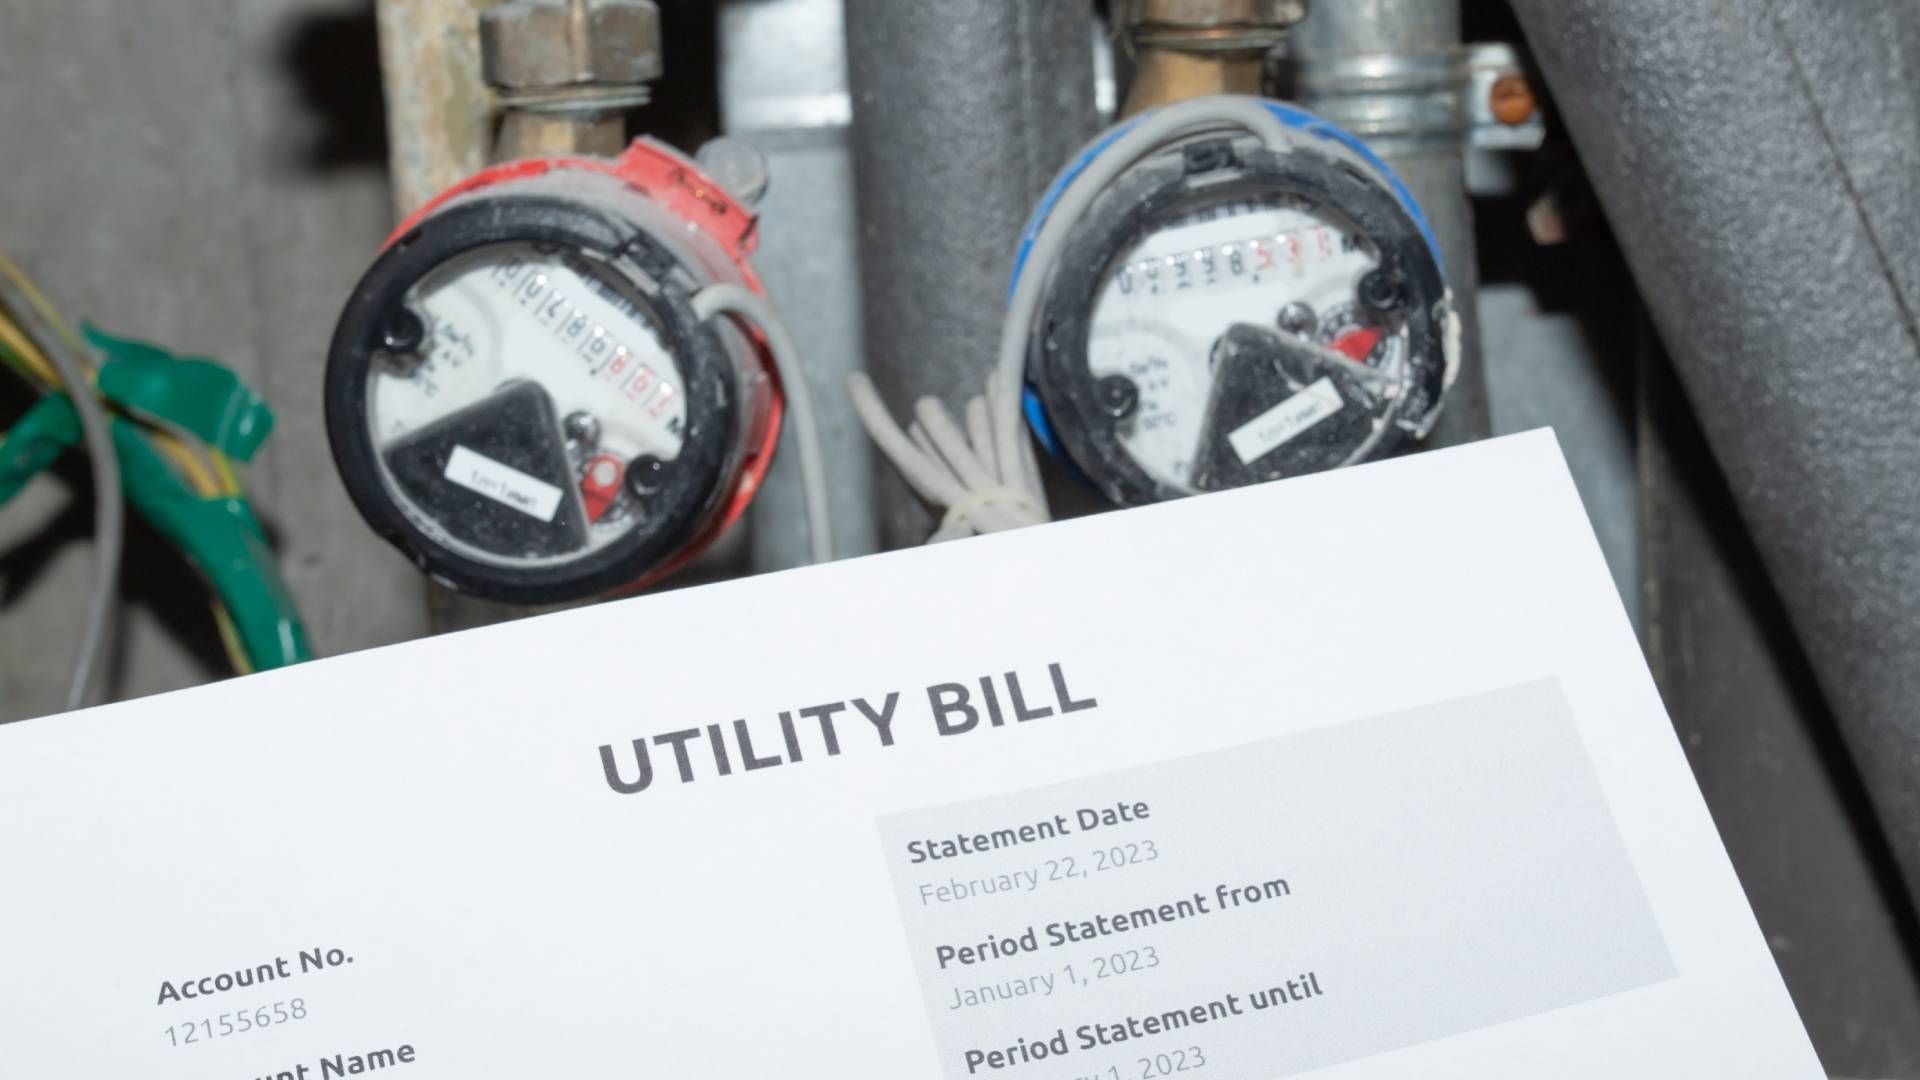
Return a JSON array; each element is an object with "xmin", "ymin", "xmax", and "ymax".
[
  {"xmin": 690, "ymin": 283, "xmax": 834, "ymax": 565},
  {"xmin": 851, "ymin": 95, "xmax": 1296, "ymax": 543},
  {"xmin": 41, "ymin": 332, "xmax": 121, "ymax": 710},
  {"xmin": 846, "ymin": 372, "xmax": 1045, "ymax": 541},
  {"xmin": 0, "ymin": 264, "xmax": 124, "ymax": 710}
]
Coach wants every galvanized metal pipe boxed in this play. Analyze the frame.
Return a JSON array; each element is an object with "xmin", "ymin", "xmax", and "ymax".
[
  {"xmin": 1289, "ymin": 0, "xmax": 1490, "ymax": 448},
  {"xmin": 720, "ymin": 0, "xmax": 879, "ymax": 572}
]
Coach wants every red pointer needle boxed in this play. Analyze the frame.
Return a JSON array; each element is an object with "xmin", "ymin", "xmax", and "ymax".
[{"xmin": 1331, "ymin": 328, "xmax": 1382, "ymax": 364}]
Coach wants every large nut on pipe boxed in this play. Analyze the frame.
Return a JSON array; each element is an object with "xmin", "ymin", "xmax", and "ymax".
[
  {"xmin": 480, "ymin": 0, "xmax": 662, "ymax": 91},
  {"xmin": 1129, "ymin": 0, "xmax": 1308, "ymax": 51}
]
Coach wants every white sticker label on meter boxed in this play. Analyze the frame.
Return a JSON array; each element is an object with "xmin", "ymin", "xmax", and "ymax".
[
  {"xmin": 444, "ymin": 445, "xmax": 565, "ymax": 522},
  {"xmin": 1229, "ymin": 376, "xmax": 1344, "ymax": 464}
]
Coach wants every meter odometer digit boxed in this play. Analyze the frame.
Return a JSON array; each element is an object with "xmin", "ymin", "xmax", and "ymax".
[{"xmin": 1023, "ymin": 103, "xmax": 1455, "ymax": 506}]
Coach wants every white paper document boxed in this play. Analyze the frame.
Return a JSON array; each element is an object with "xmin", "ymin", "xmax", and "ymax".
[{"xmin": 0, "ymin": 431, "xmax": 1822, "ymax": 1079}]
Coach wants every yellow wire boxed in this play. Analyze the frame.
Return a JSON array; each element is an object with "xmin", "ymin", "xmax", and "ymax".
[
  {"xmin": 0, "ymin": 275, "xmax": 225, "ymax": 501},
  {"xmin": 0, "ymin": 253, "xmax": 254, "ymax": 674},
  {"xmin": 0, "ymin": 344, "xmax": 52, "ymax": 390},
  {"xmin": 0, "ymin": 251, "xmax": 87, "ymax": 358},
  {"xmin": 0, "ymin": 350, "xmax": 46, "ymax": 388},
  {"xmin": 140, "ymin": 425, "xmax": 249, "ymax": 667},
  {"xmin": 211, "ymin": 604, "xmax": 256, "ymax": 676},
  {"xmin": 138, "ymin": 427, "xmax": 252, "ymax": 671},
  {"xmin": 150, "ymin": 432, "xmax": 218, "ymax": 495},
  {"xmin": 209, "ymin": 451, "xmax": 242, "ymax": 497},
  {"xmin": 3, "ymin": 308, "xmax": 222, "ymax": 498},
  {"xmin": 0, "ymin": 309, "xmax": 58, "ymax": 386}
]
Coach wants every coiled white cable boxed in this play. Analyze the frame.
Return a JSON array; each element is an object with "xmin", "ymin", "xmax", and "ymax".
[
  {"xmin": 851, "ymin": 96, "xmax": 1295, "ymax": 542},
  {"xmin": 846, "ymin": 373, "xmax": 1045, "ymax": 542}
]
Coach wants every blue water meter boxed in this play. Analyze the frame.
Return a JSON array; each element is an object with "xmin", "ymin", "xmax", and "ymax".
[{"xmin": 1013, "ymin": 99, "xmax": 1457, "ymax": 507}]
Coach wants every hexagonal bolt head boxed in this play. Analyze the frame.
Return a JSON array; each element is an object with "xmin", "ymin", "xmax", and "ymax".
[
  {"xmin": 481, "ymin": 0, "xmax": 663, "ymax": 91},
  {"xmin": 1129, "ymin": 0, "xmax": 1308, "ymax": 32}
]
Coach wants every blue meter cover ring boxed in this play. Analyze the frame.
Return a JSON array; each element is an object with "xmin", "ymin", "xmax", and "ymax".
[
  {"xmin": 1025, "ymin": 135, "xmax": 1449, "ymax": 508},
  {"xmin": 325, "ymin": 194, "xmax": 738, "ymax": 603}
]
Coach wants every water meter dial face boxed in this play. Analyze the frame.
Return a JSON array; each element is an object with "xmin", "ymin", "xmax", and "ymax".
[
  {"xmin": 327, "ymin": 190, "xmax": 746, "ymax": 604},
  {"xmin": 1085, "ymin": 193, "xmax": 1404, "ymax": 493},
  {"xmin": 1028, "ymin": 136, "xmax": 1451, "ymax": 508},
  {"xmin": 368, "ymin": 242, "xmax": 687, "ymax": 568}
]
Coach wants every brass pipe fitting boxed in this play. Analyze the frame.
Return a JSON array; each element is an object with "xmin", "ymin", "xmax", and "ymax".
[{"xmin": 1119, "ymin": 0, "xmax": 1307, "ymax": 116}]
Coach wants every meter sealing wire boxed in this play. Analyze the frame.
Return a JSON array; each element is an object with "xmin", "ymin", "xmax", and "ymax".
[{"xmin": 690, "ymin": 283, "xmax": 834, "ymax": 564}]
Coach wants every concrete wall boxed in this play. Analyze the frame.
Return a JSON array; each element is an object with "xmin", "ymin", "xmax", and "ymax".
[{"xmin": 0, "ymin": 1, "xmax": 427, "ymax": 721}]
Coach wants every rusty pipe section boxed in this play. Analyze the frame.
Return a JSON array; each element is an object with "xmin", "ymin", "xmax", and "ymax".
[
  {"xmin": 375, "ymin": 0, "xmax": 502, "ymax": 218},
  {"xmin": 1119, "ymin": 0, "xmax": 1305, "ymax": 115},
  {"xmin": 374, "ymin": 0, "xmax": 659, "ymax": 214}
]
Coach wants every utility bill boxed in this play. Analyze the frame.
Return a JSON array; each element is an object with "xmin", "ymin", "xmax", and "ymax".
[{"xmin": 597, "ymin": 662, "xmax": 1098, "ymax": 795}]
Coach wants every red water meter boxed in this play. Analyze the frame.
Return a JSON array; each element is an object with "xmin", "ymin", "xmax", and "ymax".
[{"xmin": 325, "ymin": 138, "xmax": 783, "ymax": 603}]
